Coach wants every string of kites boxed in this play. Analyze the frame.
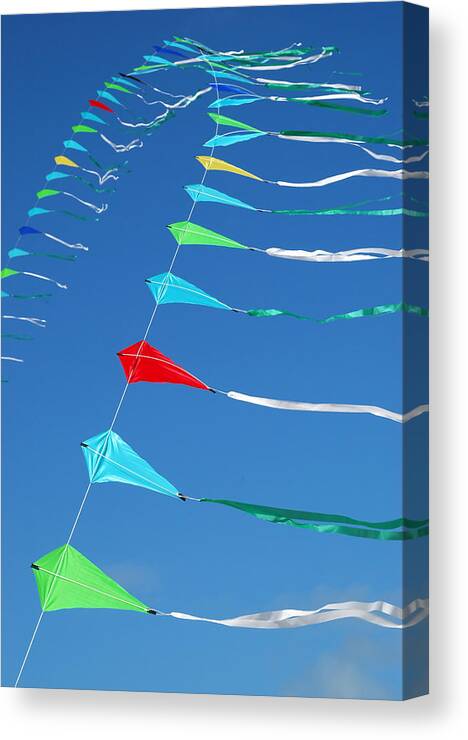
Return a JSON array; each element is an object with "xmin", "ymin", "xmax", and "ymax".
[
  {"xmin": 14, "ymin": 36, "xmax": 429, "ymax": 685},
  {"xmin": 2, "ymin": 36, "xmax": 429, "ymax": 361}
]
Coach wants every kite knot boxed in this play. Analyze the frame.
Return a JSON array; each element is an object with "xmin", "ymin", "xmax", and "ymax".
[
  {"xmin": 31, "ymin": 563, "xmax": 39, "ymax": 570},
  {"xmin": 147, "ymin": 609, "xmax": 158, "ymax": 615},
  {"xmin": 177, "ymin": 493, "xmax": 188, "ymax": 502}
]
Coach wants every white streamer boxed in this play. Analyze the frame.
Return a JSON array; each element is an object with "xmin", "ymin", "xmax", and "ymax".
[
  {"xmin": 118, "ymin": 110, "xmax": 172, "ymax": 128},
  {"xmin": 273, "ymin": 168, "xmax": 428, "ymax": 188},
  {"xmin": 1, "ymin": 355, "xmax": 24, "ymax": 363},
  {"xmin": 265, "ymin": 247, "xmax": 429, "ymax": 262},
  {"xmin": 255, "ymin": 77, "xmax": 362, "ymax": 91},
  {"xmin": 269, "ymin": 92, "xmax": 386, "ymax": 105},
  {"xmin": 100, "ymin": 134, "xmax": 143, "ymax": 152},
  {"xmin": 21, "ymin": 271, "xmax": 67, "ymax": 289},
  {"xmin": 163, "ymin": 598, "xmax": 428, "ymax": 630},
  {"xmin": 2, "ymin": 315, "xmax": 46, "ymax": 328},
  {"xmin": 137, "ymin": 86, "xmax": 211, "ymax": 109},
  {"xmin": 63, "ymin": 192, "xmax": 107, "ymax": 214},
  {"xmin": 80, "ymin": 167, "xmax": 120, "ymax": 185},
  {"xmin": 42, "ymin": 232, "xmax": 88, "ymax": 251},
  {"xmin": 226, "ymin": 390, "xmax": 428, "ymax": 423},
  {"xmin": 276, "ymin": 134, "xmax": 429, "ymax": 163}
]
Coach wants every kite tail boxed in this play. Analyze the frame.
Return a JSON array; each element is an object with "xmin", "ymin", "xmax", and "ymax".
[
  {"xmin": 43, "ymin": 232, "xmax": 88, "ymax": 251},
  {"xmin": 224, "ymin": 390, "xmax": 429, "ymax": 423},
  {"xmin": 2, "ymin": 315, "xmax": 46, "ymax": 328},
  {"xmin": 100, "ymin": 133, "xmax": 143, "ymax": 152},
  {"xmin": 62, "ymin": 192, "xmax": 108, "ymax": 214},
  {"xmin": 21, "ymin": 271, "xmax": 68, "ymax": 289},
  {"xmin": 117, "ymin": 110, "xmax": 172, "ymax": 129},
  {"xmin": 162, "ymin": 598, "xmax": 429, "ymax": 630}
]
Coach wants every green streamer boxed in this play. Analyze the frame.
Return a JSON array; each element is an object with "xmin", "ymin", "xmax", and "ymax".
[
  {"xmin": 300, "ymin": 100, "xmax": 387, "ymax": 116},
  {"xmin": 273, "ymin": 207, "xmax": 427, "ymax": 217},
  {"xmin": 247, "ymin": 308, "xmax": 310, "ymax": 320},
  {"xmin": 2, "ymin": 333, "xmax": 33, "ymax": 341},
  {"xmin": 202, "ymin": 499, "xmax": 429, "ymax": 540},
  {"xmin": 247, "ymin": 304, "xmax": 427, "ymax": 322},
  {"xmin": 317, "ymin": 303, "xmax": 428, "ymax": 323}
]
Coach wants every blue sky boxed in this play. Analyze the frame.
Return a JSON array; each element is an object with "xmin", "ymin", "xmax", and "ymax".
[{"xmin": 2, "ymin": 2, "xmax": 428, "ymax": 699}]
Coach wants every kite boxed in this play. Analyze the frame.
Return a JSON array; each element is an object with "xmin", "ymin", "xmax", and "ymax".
[
  {"xmin": 117, "ymin": 341, "xmax": 210, "ymax": 389},
  {"xmin": 184, "ymin": 184, "xmax": 429, "ymax": 217},
  {"xmin": 80, "ymin": 430, "xmax": 428, "ymax": 540},
  {"xmin": 35, "ymin": 188, "xmax": 108, "ymax": 214},
  {"xmin": 54, "ymin": 156, "xmax": 121, "ymax": 185},
  {"xmin": 196, "ymin": 155, "xmax": 428, "ymax": 186},
  {"xmin": 81, "ymin": 430, "xmax": 179, "ymax": 498},
  {"xmin": 8, "ymin": 247, "xmax": 77, "ymax": 262},
  {"xmin": 89, "ymin": 98, "xmax": 115, "ymax": 113},
  {"xmin": 31, "ymin": 545, "xmax": 428, "ymax": 629},
  {"xmin": 18, "ymin": 225, "xmax": 88, "ymax": 251},
  {"xmin": 205, "ymin": 112, "xmax": 429, "ymax": 163},
  {"xmin": 3, "ymin": 40, "xmax": 216, "ymax": 372},
  {"xmin": 116, "ymin": 340, "xmax": 428, "ymax": 423},
  {"xmin": 167, "ymin": 220, "xmax": 429, "ymax": 262},
  {"xmin": 146, "ymin": 272, "xmax": 428, "ymax": 323},
  {"xmin": 45, "ymin": 171, "xmax": 116, "ymax": 194},
  {"xmin": 80, "ymin": 111, "xmax": 109, "ymax": 125}
]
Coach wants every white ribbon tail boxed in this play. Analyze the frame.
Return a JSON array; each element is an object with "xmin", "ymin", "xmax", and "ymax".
[
  {"xmin": 63, "ymin": 192, "xmax": 107, "ymax": 214},
  {"xmin": 43, "ymin": 232, "xmax": 88, "ymax": 251},
  {"xmin": 80, "ymin": 167, "xmax": 119, "ymax": 185},
  {"xmin": 164, "ymin": 598, "xmax": 428, "ymax": 630},
  {"xmin": 275, "ymin": 168, "xmax": 428, "ymax": 188},
  {"xmin": 139, "ymin": 86, "xmax": 211, "ymax": 109},
  {"xmin": 227, "ymin": 390, "xmax": 428, "ymax": 423},
  {"xmin": 21, "ymin": 271, "xmax": 67, "ymax": 289},
  {"xmin": 1, "ymin": 355, "xmax": 24, "ymax": 363},
  {"xmin": 273, "ymin": 93, "xmax": 386, "ymax": 105},
  {"xmin": 276, "ymin": 134, "xmax": 428, "ymax": 164},
  {"xmin": 256, "ymin": 77, "xmax": 362, "ymax": 91},
  {"xmin": 100, "ymin": 133, "xmax": 143, "ymax": 152},
  {"xmin": 117, "ymin": 110, "xmax": 171, "ymax": 128},
  {"xmin": 265, "ymin": 247, "xmax": 429, "ymax": 263},
  {"xmin": 356, "ymin": 146, "xmax": 429, "ymax": 164},
  {"xmin": 2, "ymin": 315, "xmax": 46, "ymax": 328}
]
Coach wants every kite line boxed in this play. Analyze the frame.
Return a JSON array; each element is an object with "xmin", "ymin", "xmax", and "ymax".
[{"xmin": 14, "ymin": 39, "xmax": 223, "ymax": 689}]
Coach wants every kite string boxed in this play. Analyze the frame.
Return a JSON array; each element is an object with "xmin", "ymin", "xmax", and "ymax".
[
  {"xmin": 14, "ymin": 45, "xmax": 220, "ymax": 688},
  {"xmin": 108, "ymin": 51, "xmax": 221, "ymax": 431}
]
